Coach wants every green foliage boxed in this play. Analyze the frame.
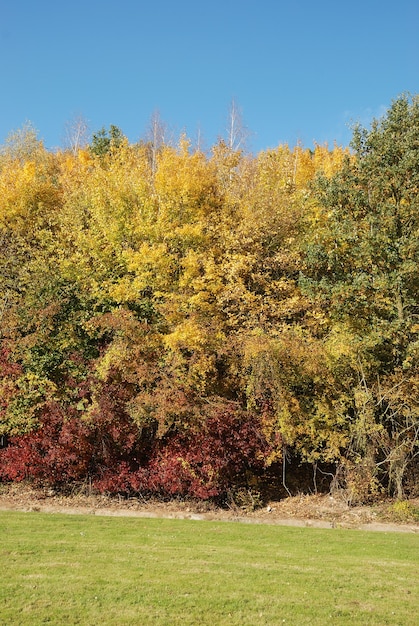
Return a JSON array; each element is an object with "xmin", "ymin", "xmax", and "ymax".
[
  {"xmin": 90, "ymin": 124, "xmax": 125, "ymax": 157},
  {"xmin": 301, "ymin": 94, "xmax": 419, "ymax": 497},
  {"xmin": 303, "ymin": 94, "xmax": 419, "ymax": 333}
]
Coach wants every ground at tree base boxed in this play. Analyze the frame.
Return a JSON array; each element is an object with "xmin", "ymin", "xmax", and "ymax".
[{"xmin": 0, "ymin": 483, "xmax": 418, "ymax": 533}]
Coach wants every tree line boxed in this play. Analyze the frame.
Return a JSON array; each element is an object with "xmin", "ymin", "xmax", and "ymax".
[{"xmin": 0, "ymin": 94, "xmax": 418, "ymax": 504}]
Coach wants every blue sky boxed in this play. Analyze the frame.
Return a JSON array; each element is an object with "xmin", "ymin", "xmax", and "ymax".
[{"xmin": 1, "ymin": 0, "xmax": 417, "ymax": 153}]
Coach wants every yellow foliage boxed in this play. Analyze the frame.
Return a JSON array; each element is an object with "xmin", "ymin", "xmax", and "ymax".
[
  {"xmin": 95, "ymin": 340, "xmax": 129, "ymax": 381},
  {"xmin": 0, "ymin": 156, "xmax": 61, "ymax": 231},
  {"xmin": 312, "ymin": 143, "xmax": 351, "ymax": 177},
  {"xmin": 324, "ymin": 325, "xmax": 358, "ymax": 362},
  {"xmin": 154, "ymin": 143, "xmax": 218, "ymax": 226},
  {"xmin": 164, "ymin": 319, "xmax": 208, "ymax": 353},
  {"xmin": 77, "ymin": 148, "xmax": 92, "ymax": 166}
]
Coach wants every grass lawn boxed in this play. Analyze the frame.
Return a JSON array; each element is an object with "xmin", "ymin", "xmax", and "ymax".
[{"xmin": 1, "ymin": 511, "xmax": 418, "ymax": 625}]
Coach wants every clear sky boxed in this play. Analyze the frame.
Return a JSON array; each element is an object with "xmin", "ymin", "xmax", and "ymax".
[{"xmin": 1, "ymin": 0, "xmax": 417, "ymax": 153}]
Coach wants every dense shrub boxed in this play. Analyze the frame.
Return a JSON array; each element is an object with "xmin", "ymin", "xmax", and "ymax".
[
  {"xmin": 93, "ymin": 404, "xmax": 269, "ymax": 499},
  {"xmin": 0, "ymin": 400, "xmax": 269, "ymax": 500},
  {"xmin": 0, "ymin": 402, "xmax": 93, "ymax": 484}
]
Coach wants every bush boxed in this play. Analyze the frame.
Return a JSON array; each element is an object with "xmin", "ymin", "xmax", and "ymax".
[
  {"xmin": 137, "ymin": 405, "xmax": 269, "ymax": 499},
  {"xmin": 391, "ymin": 500, "xmax": 419, "ymax": 522},
  {"xmin": 0, "ymin": 401, "xmax": 93, "ymax": 484},
  {"xmin": 0, "ymin": 399, "xmax": 269, "ymax": 501}
]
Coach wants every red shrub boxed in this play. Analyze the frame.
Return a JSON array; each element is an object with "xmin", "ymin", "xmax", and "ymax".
[
  {"xmin": 0, "ymin": 379, "xmax": 149, "ymax": 490},
  {"xmin": 0, "ymin": 401, "xmax": 94, "ymax": 484},
  {"xmin": 0, "ymin": 387, "xmax": 269, "ymax": 501},
  {"xmin": 141, "ymin": 405, "xmax": 269, "ymax": 499}
]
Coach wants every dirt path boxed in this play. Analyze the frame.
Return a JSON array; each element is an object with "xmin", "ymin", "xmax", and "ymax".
[{"xmin": 1, "ymin": 485, "xmax": 418, "ymax": 533}]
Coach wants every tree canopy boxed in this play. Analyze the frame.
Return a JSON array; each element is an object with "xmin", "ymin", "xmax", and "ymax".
[{"xmin": 0, "ymin": 95, "xmax": 418, "ymax": 503}]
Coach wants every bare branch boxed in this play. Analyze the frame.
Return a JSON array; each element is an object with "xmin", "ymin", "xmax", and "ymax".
[
  {"xmin": 225, "ymin": 99, "xmax": 250, "ymax": 152},
  {"xmin": 64, "ymin": 114, "xmax": 90, "ymax": 155}
]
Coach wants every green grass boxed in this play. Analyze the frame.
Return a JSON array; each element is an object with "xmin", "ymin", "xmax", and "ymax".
[{"xmin": 1, "ymin": 511, "xmax": 418, "ymax": 625}]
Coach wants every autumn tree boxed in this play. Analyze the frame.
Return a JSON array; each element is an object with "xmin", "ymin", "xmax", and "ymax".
[
  {"xmin": 0, "ymin": 122, "xmax": 44, "ymax": 163},
  {"xmin": 302, "ymin": 94, "xmax": 419, "ymax": 498}
]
